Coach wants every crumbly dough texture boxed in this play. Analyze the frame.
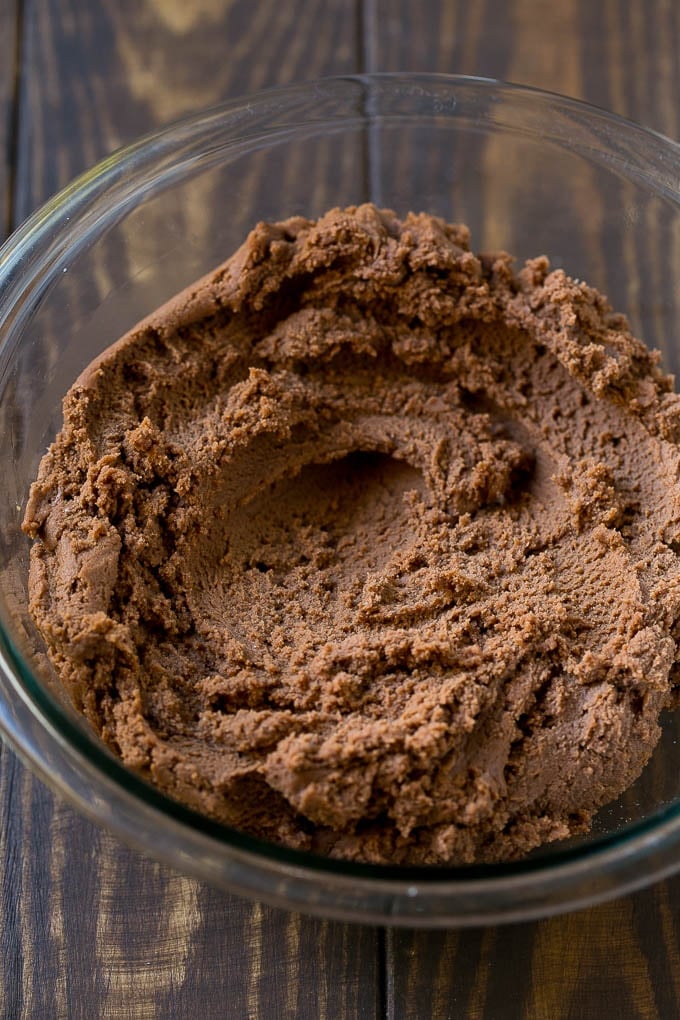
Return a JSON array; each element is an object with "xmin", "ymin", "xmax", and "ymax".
[{"xmin": 23, "ymin": 204, "xmax": 680, "ymax": 864}]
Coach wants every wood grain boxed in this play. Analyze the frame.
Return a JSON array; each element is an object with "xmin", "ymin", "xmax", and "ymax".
[
  {"xmin": 386, "ymin": 879, "xmax": 680, "ymax": 1019},
  {"xmin": 0, "ymin": 13, "xmax": 23, "ymax": 1019},
  {"xmin": 0, "ymin": 0, "xmax": 18, "ymax": 238},
  {"xmin": 369, "ymin": 0, "xmax": 679, "ymax": 139},
  {"xmin": 14, "ymin": 0, "xmax": 360, "ymax": 221},
  {"xmin": 1, "ymin": 2, "xmax": 380, "ymax": 1019}
]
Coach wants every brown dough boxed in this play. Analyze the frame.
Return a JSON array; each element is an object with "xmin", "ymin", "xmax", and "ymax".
[{"xmin": 22, "ymin": 204, "xmax": 680, "ymax": 864}]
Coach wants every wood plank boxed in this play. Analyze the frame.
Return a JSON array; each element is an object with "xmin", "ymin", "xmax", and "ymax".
[
  {"xmin": 368, "ymin": 0, "xmax": 679, "ymax": 138},
  {"xmin": 0, "ymin": 11, "xmax": 24, "ymax": 1020},
  {"xmin": 370, "ymin": 1, "xmax": 680, "ymax": 1017},
  {"xmin": 0, "ymin": 0, "xmax": 18, "ymax": 238},
  {"xmin": 15, "ymin": 0, "xmax": 360, "ymax": 221},
  {"xmin": 386, "ymin": 879, "xmax": 680, "ymax": 1019},
  {"xmin": 1, "ymin": 2, "xmax": 381, "ymax": 1018}
]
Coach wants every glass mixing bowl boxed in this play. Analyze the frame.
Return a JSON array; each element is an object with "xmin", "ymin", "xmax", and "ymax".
[{"xmin": 1, "ymin": 74, "xmax": 680, "ymax": 927}]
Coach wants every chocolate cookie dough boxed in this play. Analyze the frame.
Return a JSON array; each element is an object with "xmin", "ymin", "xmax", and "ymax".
[{"xmin": 23, "ymin": 205, "xmax": 680, "ymax": 864}]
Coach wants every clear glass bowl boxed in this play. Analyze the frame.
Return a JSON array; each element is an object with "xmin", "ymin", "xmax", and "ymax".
[{"xmin": 1, "ymin": 74, "xmax": 680, "ymax": 927}]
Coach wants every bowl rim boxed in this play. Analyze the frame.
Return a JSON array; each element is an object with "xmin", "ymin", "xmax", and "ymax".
[{"xmin": 2, "ymin": 71, "xmax": 680, "ymax": 924}]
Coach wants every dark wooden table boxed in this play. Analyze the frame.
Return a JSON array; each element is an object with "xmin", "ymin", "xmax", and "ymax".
[{"xmin": 1, "ymin": 2, "xmax": 679, "ymax": 1017}]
